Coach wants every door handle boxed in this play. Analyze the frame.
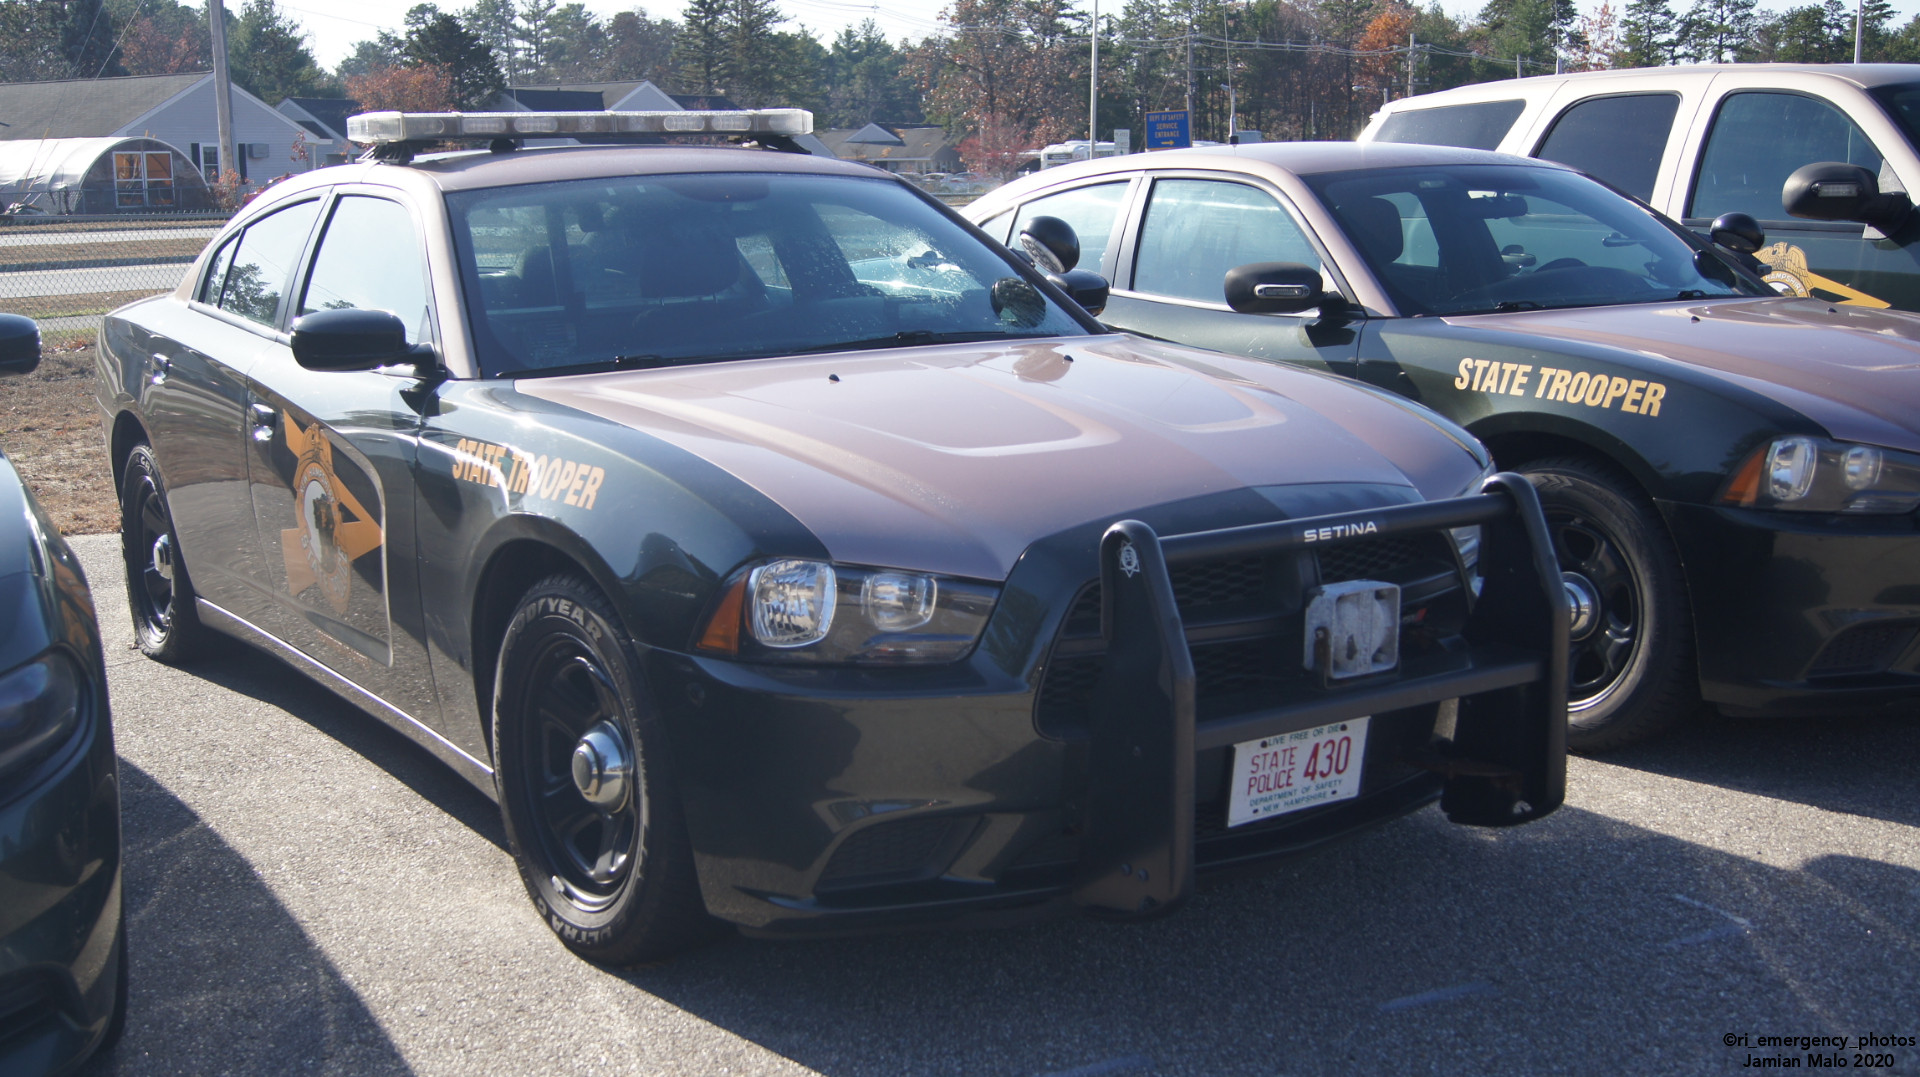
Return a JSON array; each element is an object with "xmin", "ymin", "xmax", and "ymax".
[
  {"xmin": 249, "ymin": 403, "xmax": 276, "ymax": 442},
  {"xmin": 149, "ymin": 353, "xmax": 170, "ymax": 386}
]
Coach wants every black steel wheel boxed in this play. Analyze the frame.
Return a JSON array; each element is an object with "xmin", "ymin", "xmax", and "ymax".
[
  {"xmin": 493, "ymin": 574, "xmax": 716, "ymax": 965},
  {"xmin": 1520, "ymin": 457, "xmax": 1696, "ymax": 751},
  {"xmin": 118, "ymin": 444, "xmax": 211, "ymax": 662}
]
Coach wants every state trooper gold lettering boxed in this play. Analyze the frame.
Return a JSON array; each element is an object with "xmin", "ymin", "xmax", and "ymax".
[
  {"xmin": 1456, "ymin": 359, "xmax": 1665, "ymax": 416},
  {"xmin": 451, "ymin": 438, "xmax": 605, "ymax": 510}
]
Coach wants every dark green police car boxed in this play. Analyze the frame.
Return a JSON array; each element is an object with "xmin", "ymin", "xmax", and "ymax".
[
  {"xmin": 971, "ymin": 142, "xmax": 1920, "ymax": 750},
  {"xmin": 92, "ymin": 111, "xmax": 1566, "ymax": 963}
]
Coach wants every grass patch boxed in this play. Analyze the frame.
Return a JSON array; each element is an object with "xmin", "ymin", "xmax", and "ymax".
[
  {"xmin": 0, "ymin": 237, "xmax": 208, "ymax": 268},
  {"xmin": 0, "ymin": 289, "xmax": 167, "ymax": 319}
]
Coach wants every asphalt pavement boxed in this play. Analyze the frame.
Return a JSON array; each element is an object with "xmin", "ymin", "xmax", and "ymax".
[{"xmin": 66, "ymin": 532, "xmax": 1920, "ymax": 1076}]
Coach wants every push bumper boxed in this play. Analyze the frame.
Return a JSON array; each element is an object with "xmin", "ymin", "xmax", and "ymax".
[
  {"xmin": 1075, "ymin": 473, "xmax": 1567, "ymax": 918},
  {"xmin": 1662, "ymin": 501, "xmax": 1920, "ymax": 716},
  {"xmin": 660, "ymin": 476, "xmax": 1568, "ymax": 934}
]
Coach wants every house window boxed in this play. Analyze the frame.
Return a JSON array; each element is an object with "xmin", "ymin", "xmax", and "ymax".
[{"xmin": 113, "ymin": 151, "xmax": 175, "ymax": 209}]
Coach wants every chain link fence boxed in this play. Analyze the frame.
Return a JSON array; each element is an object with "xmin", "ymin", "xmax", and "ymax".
[{"xmin": 0, "ymin": 211, "xmax": 228, "ymax": 348}]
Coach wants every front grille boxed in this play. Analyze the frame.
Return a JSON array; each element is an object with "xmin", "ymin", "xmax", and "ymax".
[
  {"xmin": 1035, "ymin": 533, "xmax": 1464, "ymax": 735},
  {"xmin": 1317, "ymin": 535, "xmax": 1437, "ymax": 583},
  {"xmin": 816, "ymin": 816, "xmax": 962, "ymax": 889},
  {"xmin": 1809, "ymin": 621, "xmax": 1920, "ymax": 676}
]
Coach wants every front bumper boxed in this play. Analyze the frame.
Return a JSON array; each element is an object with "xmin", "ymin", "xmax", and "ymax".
[
  {"xmin": 657, "ymin": 478, "xmax": 1568, "ymax": 934},
  {"xmin": 1662, "ymin": 501, "xmax": 1920, "ymax": 716},
  {"xmin": 0, "ymin": 682, "xmax": 123, "ymax": 1076}
]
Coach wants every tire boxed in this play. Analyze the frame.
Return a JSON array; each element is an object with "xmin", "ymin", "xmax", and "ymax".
[
  {"xmin": 492, "ymin": 574, "xmax": 718, "ymax": 965},
  {"xmin": 1518, "ymin": 456, "xmax": 1698, "ymax": 751},
  {"xmin": 119, "ymin": 444, "xmax": 213, "ymax": 663}
]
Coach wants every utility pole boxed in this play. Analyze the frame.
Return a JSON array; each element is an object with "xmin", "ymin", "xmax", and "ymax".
[
  {"xmin": 1406, "ymin": 33, "xmax": 1416, "ymax": 97},
  {"xmin": 1089, "ymin": 0, "xmax": 1099, "ymax": 147},
  {"xmin": 1856, "ymin": 0, "xmax": 1865, "ymax": 62},
  {"xmin": 1185, "ymin": 31, "xmax": 1194, "ymax": 117},
  {"xmin": 207, "ymin": 0, "xmax": 236, "ymax": 187},
  {"xmin": 1516, "ymin": 53, "xmax": 1524, "ymax": 78}
]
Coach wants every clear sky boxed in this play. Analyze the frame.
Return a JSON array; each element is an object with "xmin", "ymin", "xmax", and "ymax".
[{"xmin": 278, "ymin": 0, "xmax": 1920, "ymax": 72}]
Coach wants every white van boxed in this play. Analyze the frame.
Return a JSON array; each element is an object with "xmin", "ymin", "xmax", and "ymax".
[{"xmin": 1359, "ymin": 64, "xmax": 1920, "ymax": 309}]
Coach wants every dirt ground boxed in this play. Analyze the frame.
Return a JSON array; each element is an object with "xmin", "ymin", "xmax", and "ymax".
[{"xmin": 0, "ymin": 342, "xmax": 118, "ymax": 535}]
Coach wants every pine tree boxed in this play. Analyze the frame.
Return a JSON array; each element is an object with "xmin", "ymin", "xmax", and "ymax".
[
  {"xmin": 460, "ymin": 0, "xmax": 520, "ymax": 80},
  {"xmin": 1679, "ymin": 0, "xmax": 1757, "ymax": 61},
  {"xmin": 228, "ymin": 0, "xmax": 325, "ymax": 104},
  {"xmin": 403, "ymin": 10, "xmax": 504, "ymax": 107},
  {"xmin": 63, "ymin": 0, "xmax": 125, "ymax": 77},
  {"xmin": 676, "ymin": 0, "xmax": 730, "ymax": 93},
  {"xmin": 1616, "ymin": 0, "xmax": 1679, "ymax": 66},
  {"xmin": 727, "ymin": 0, "xmax": 785, "ymax": 104}
]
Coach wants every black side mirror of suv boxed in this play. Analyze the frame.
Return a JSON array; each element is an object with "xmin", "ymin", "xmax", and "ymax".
[
  {"xmin": 0, "ymin": 313, "xmax": 40, "ymax": 375},
  {"xmin": 1224, "ymin": 262, "xmax": 1344, "ymax": 316},
  {"xmin": 1783, "ymin": 162, "xmax": 1913, "ymax": 236}
]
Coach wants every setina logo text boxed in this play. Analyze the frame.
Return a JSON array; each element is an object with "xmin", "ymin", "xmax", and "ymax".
[{"xmin": 1302, "ymin": 521, "xmax": 1378, "ymax": 543}]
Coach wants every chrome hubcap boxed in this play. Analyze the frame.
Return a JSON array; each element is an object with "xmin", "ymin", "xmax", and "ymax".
[
  {"xmin": 1563, "ymin": 572, "xmax": 1599, "ymax": 640},
  {"xmin": 150, "ymin": 532, "xmax": 174, "ymax": 583},
  {"xmin": 570, "ymin": 721, "xmax": 632, "ymax": 812}
]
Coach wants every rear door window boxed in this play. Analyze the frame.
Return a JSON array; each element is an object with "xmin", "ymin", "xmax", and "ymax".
[
  {"xmin": 1373, "ymin": 100, "xmax": 1526, "ymax": 150},
  {"xmin": 1009, "ymin": 181, "xmax": 1131, "ymax": 276},
  {"xmin": 216, "ymin": 200, "xmax": 321, "ymax": 327},
  {"xmin": 1534, "ymin": 93, "xmax": 1681, "ymax": 201},
  {"xmin": 1688, "ymin": 92, "xmax": 1885, "ymax": 222}
]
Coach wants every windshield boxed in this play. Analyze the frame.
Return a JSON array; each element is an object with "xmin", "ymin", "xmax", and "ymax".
[
  {"xmin": 1303, "ymin": 164, "xmax": 1768, "ymax": 317},
  {"xmin": 447, "ymin": 172, "xmax": 1089, "ymax": 377}
]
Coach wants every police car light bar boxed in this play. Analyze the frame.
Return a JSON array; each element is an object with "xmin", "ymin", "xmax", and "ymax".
[{"xmin": 346, "ymin": 109, "xmax": 814, "ymax": 144}]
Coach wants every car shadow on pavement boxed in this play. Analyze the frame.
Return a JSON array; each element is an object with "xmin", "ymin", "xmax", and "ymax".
[
  {"xmin": 77, "ymin": 761, "xmax": 411, "ymax": 1076},
  {"xmin": 1582, "ymin": 706, "xmax": 1920, "ymax": 828},
  {"xmin": 154, "ymin": 640, "xmax": 507, "ymax": 853},
  {"xmin": 619, "ymin": 804, "xmax": 1920, "ymax": 1077}
]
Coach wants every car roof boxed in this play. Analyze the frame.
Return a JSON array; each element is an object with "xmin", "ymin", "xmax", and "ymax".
[
  {"xmin": 1000, "ymin": 140, "xmax": 1565, "ymax": 185},
  {"xmin": 1384, "ymin": 63, "xmax": 1920, "ymax": 107}
]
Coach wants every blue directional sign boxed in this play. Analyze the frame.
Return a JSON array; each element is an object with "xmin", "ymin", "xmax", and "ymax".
[{"xmin": 1144, "ymin": 110, "xmax": 1191, "ymax": 150}]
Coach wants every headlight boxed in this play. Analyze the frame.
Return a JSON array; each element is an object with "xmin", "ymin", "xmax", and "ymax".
[
  {"xmin": 0, "ymin": 651, "xmax": 84, "ymax": 780},
  {"xmin": 1447, "ymin": 458, "xmax": 1498, "ymax": 573},
  {"xmin": 697, "ymin": 559, "xmax": 998, "ymax": 664},
  {"xmin": 1720, "ymin": 436, "xmax": 1920, "ymax": 514}
]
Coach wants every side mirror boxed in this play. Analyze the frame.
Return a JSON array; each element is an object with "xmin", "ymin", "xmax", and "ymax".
[
  {"xmin": 0, "ymin": 313, "xmax": 40, "ymax": 375},
  {"xmin": 1783, "ymin": 161, "xmax": 1912, "ymax": 232},
  {"xmin": 1709, "ymin": 212, "xmax": 1764, "ymax": 254},
  {"xmin": 290, "ymin": 308, "xmax": 411, "ymax": 372},
  {"xmin": 1047, "ymin": 268, "xmax": 1109, "ymax": 316},
  {"xmin": 1224, "ymin": 262, "xmax": 1333, "ymax": 315},
  {"xmin": 1017, "ymin": 215, "xmax": 1080, "ymax": 274}
]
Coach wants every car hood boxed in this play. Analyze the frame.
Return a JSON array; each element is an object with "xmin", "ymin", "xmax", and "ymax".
[
  {"xmin": 1458, "ymin": 298, "xmax": 1920, "ymax": 451},
  {"xmin": 521, "ymin": 335, "xmax": 1481, "ymax": 580}
]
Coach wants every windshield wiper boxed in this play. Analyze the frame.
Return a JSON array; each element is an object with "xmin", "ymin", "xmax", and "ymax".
[
  {"xmin": 1675, "ymin": 289, "xmax": 1709, "ymax": 300},
  {"xmin": 792, "ymin": 330, "xmax": 1049, "ymax": 355},
  {"xmin": 495, "ymin": 353, "xmax": 671, "ymax": 378},
  {"xmin": 1492, "ymin": 300, "xmax": 1545, "ymax": 312}
]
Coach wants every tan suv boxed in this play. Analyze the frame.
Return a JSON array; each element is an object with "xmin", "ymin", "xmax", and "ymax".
[{"xmin": 1359, "ymin": 64, "xmax": 1920, "ymax": 310}]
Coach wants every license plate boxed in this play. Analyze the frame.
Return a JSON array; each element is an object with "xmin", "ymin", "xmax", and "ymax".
[{"xmin": 1227, "ymin": 717, "xmax": 1370, "ymax": 827}]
